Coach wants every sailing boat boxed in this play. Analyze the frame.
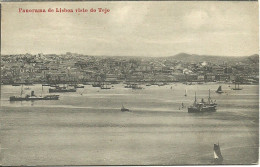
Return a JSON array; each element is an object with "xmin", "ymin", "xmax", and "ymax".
[
  {"xmin": 232, "ymin": 82, "xmax": 242, "ymax": 90},
  {"xmin": 121, "ymin": 105, "xmax": 130, "ymax": 112},
  {"xmin": 216, "ymin": 86, "xmax": 224, "ymax": 94},
  {"xmin": 213, "ymin": 143, "xmax": 223, "ymax": 164},
  {"xmin": 184, "ymin": 89, "xmax": 187, "ymax": 96}
]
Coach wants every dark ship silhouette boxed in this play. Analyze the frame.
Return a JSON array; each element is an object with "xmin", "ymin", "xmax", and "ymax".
[
  {"xmin": 10, "ymin": 90, "xmax": 59, "ymax": 101},
  {"xmin": 188, "ymin": 90, "xmax": 217, "ymax": 113}
]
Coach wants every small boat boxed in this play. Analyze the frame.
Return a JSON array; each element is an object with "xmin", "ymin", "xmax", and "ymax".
[
  {"xmin": 100, "ymin": 84, "xmax": 111, "ymax": 89},
  {"xmin": 42, "ymin": 84, "xmax": 51, "ymax": 86},
  {"xmin": 71, "ymin": 84, "xmax": 84, "ymax": 88},
  {"xmin": 92, "ymin": 82, "xmax": 101, "ymax": 87},
  {"xmin": 146, "ymin": 83, "xmax": 152, "ymax": 86},
  {"xmin": 76, "ymin": 85, "xmax": 84, "ymax": 88},
  {"xmin": 124, "ymin": 84, "xmax": 133, "ymax": 88},
  {"xmin": 83, "ymin": 82, "xmax": 91, "ymax": 85},
  {"xmin": 121, "ymin": 105, "xmax": 130, "ymax": 112},
  {"xmin": 50, "ymin": 84, "xmax": 59, "ymax": 87},
  {"xmin": 24, "ymin": 83, "xmax": 34, "ymax": 86},
  {"xmin": 216, "ymin": 86, "xmax": 224, "ymax": 94},
  {"xmin": 132, "ymin": 84, "xmax": 143, "ymax": 89},
  {"xmin": 157, "ymin": 82, "xmax": 166, "ymax": 86},
  {"xmin": 213, "ymin": 143, "xmax": 223, "ymax": 164},
  {"xmin": 49, "ymin": 86, "xmax": 76, "ymax": 93},
  {"xmin": 12, "ymin": 83, "xmax": 21, "ymax": 86},
  {"xmin": 232, "ymin": 83, "xmax": 242, "ymax": 90},
  {"xmin": 184, "ymin": 89, "xmax": 187, "ymax": 96}
]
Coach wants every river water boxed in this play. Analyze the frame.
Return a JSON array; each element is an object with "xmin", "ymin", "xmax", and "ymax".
[{"xmin": 0, "ymin": 83, "xmax": 258, "ymax": 165}]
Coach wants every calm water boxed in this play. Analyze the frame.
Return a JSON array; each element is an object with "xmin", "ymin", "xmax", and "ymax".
[{"xmin": 0, "ymin": 83, "xmax": 258, "ymax": 165}]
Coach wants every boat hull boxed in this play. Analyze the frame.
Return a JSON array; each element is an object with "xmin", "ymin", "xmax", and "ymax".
[
  {"xmin": 10, "ymin": 96, "xmax": 59, "ymax": 101},
  {"xmin": 188, "ymin": 107, "xmax": 216, "ymax": 113}
]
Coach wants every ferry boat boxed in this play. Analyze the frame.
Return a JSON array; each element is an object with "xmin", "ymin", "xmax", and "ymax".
[
  {"xmin": 49, "ymin": 86, "xmax": 76, "ymax": 93},
  {"xmin": 213, "ymin": 143, "xmax": 223, "ymax": 164},
  {"xmin": 216, "ymin": 86, "xmax": 224, "ymax": 94},
  {"xmin": 10, "ymin": 90, "xmax": 59, "ymax": 101},
  {"xmin": 188, "ymin": 90, "xmax": 217, "ymax": 113}
]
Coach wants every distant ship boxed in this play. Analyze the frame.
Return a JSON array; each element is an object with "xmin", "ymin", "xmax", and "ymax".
[
  {"xmin": 42, "ymin": 84, "xmax": 51, "ymax": 86},
  {"xmin": 216, "ymin": 86, "xmax": 224, "ymax": 94},
  {"xmin": 24, "ymin": 83, "xmax": 34, "ymax": 86},
  {"xmin": 213, "ymin": 143, "xmax": 223, "ymax": 164},
  {"xmin": 132, "ymin": 84, "xmax": 143, "ymax": 89},
  {"xmin": 49, "ymin": 86, "xmax": 76, "ymax": 93},
  {"xmin": 188, "ymin": 90, "xmax": 217, "ymax": 113},
  {"xmin": 124, "ymin": 84, "xmax": 133, "ymax": 88},
  {"xmin": 232, "ymin": 83, "xmax": 242, "ymax": 90},
  {"xmin": 69, "ymin": 84, "xmax": 84, "ymax": 88},
  {"xmin": 92, "ymin": 82, "xmax": 101, "ymax": 87},
  {"xmin": 121, "ymin": 105, "xmax": 130, "ymax": 112},
  {"xmin": 12, "ymin": 83, "xmax": 21, "ymax": 86},
  {"xmin": 157, "ymin": 82, "xmax": 166, "ymax": 86},
  {"xmin": 100, "ymin": 84, "xmax": 111, "ymax": 89},
  {"xmin": 10, "ymin": 90, "xmax": 59, "ymax": 101},
  {"xmin": 50, "ymin": 84, "xmax": 59, "ymax": 87}
]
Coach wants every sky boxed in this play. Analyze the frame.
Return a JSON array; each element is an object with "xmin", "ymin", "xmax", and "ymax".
[{"xmin": 1, "ymin": 1, "xmax": 259, "ymax": 57}]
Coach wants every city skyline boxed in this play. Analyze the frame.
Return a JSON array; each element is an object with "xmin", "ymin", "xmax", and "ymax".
[{"xmin": 1, "ymin": 2, "xmax": 258, "ymax": 57}]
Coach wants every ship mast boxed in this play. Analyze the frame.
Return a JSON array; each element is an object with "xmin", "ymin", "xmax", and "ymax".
[
  {"xmin": 193, "ymin": 92, "xmax": 197, "ymax": 105},
  {"xmin": 208, "ymin": 89, "xmax": 211, "ymax": 104},
  {"xmin": 20, "ymin": 84, "xmax": 23, "ymax": 96}
]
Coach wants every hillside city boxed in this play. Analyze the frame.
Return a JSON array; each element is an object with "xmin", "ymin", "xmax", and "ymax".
[{"xmin": 1, "ymin": 52, "xmax": 259, "ymax": 85}]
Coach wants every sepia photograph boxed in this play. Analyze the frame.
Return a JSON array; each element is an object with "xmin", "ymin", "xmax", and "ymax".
[{"xmin": 0, "ymin": 1, "xmax": 259, "ymax": 166}]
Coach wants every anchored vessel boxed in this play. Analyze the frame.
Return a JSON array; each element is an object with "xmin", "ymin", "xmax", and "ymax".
[
  {"xmin": 101, "ymin": 84, "xmax": 111, "ymax": 89},
  {"xmin": 10, "ymin": 90, "xmax": 59, "ymax": 101},
  {"xmin": 216, "ymin": 86, "xmax": 224, "ymax": 94},
  {"xmin": 92, "ymin": 82, "xmax": 101, "ymax": 87},
  {"xmin": 49, "ymin": 85, "xmax": 76, "ymax": 93},
  {"xmin": 188, "ymin": 90, "xmax": 217, "ymax": 113},
  {"xmin": 232, "ymin": 82, "xmax": 242, "ymax": 90},
  {"xmin": 71, "ymin": 84, "xmax": 84, "ymax": 88},
  {"xmin": 131, "ymin": 84, "xmax": 143, "ymax": 89},
  {"xmin": 213, "ymin": 143, "xmax": 223, "ymax": 164}
]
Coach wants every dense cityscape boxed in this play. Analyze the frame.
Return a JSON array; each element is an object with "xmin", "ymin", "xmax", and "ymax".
[{"xmin": 1, "ymin": 52, "xmax": 259, "ymax": 85}]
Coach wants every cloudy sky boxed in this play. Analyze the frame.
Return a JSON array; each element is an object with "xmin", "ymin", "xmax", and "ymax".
[{"xmin": 1, "ymin": 1, "xmax": 258, "ymax": 57}]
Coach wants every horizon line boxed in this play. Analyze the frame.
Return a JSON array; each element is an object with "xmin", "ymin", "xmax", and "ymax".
[{"xmin": 1, "ymin": 52, "xmax": 258, "ymax": 57}]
